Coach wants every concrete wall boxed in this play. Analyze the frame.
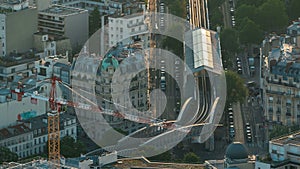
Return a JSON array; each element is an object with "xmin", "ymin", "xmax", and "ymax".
[
  {"xmin": 33, "ymin": 34, "xmax": 72, "ymax": 55},
  {"xmin": 0, "ymin": 96, "xmax": 47, "ymax": 128},
  {"xmin": 255, "ymin": 161, "xmax": 271, "ymax": 169},
  {"xmin": 6, "ymin": 8, "xmax": 38, "ymax": 55},
  {"xmin": 0, "ymin": 131, "xmax": 34, "ymax": 158},
  {"xmin": 64, "ymin": 10, "xmax": 88, "ymax": 49}
]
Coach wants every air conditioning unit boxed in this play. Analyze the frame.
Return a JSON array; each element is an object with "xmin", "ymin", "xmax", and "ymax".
[{"xmin": 42, "ymin": 35, "xmax": 48, "ymax": 42}]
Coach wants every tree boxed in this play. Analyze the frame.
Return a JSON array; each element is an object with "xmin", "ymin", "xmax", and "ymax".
[
  {"xmin": 0, "ymin": 146, "xmax": 18, "ymax": 164},
  {"xmin": 149, "ymin": 151, "xmax": 172, "ymax": 162},
  {"xmin": 209, "ymin": 8, "xmax": 223, "ymax": 30},
  {"xmin": 220, "ymin": 28, "xmax": 239, "ymax": 54},
  {"xmin": 269, "ymin": 125, "xmax": 300, "ymax": 139},
  {"xmin": 225, "ymin": 70, "xmax": 248, "ymax": 104},
  {"xmin": 183, "ymin": 152, "xmax": 200, "ymax": 164},
  {"xmin": 287, "ymin": 0, "xmax": 300, "ymax": 22},
  {"xmin": 60, "ymin": 136, "xmax": 87, "ymax": 158},
  {"xmin": 161, "ymin": 23, "xmax": 185, "ymax": 59},
  {"xmin": 164, "ymin": 0, "xmax": 186, "ymax": 18},
  {"xmin": 236, "ymin": 0, "xmax": 264, "ymax": 8},
  {"xmin": 208, "ymin": 0, "xmax": 225, "ymax": 29},
  {"xmin": 235, "ymin": 4, "xmax": 258, "ymax": 27},
  {"xmin": 89, "ymin": 6, "xmax": 101, "ymax": 36},
  {"xmin": 256, "ymin": 0, "xmax": 288, "ymax": 33},
  {"xmin": 239, "ymin": 18, "xmax": 263, "ymax": 45}
]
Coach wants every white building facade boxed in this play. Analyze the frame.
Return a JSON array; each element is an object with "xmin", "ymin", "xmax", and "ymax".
[{"xmin": 108, "ymin": 13, "xmax": 149, "ymax": 48}]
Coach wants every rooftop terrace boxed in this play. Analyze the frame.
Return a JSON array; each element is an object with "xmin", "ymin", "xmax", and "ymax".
[
  {"xmin": 40, "ymin": 5, "xmax": 87, "ymax": 16},
  {"xmin": 271, "ymin": 131, "xmax": 300, "ymax": 146}
]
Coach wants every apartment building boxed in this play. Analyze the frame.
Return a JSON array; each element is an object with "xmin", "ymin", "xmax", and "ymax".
[
  {"xmin": 263, "ymin": 60, "xmax": 300, "ymax": 125},
  {"xmin": 108, "ymin": 12, "xmax": 149, "ymax": 48},
  {"xmin": 95, "ymin": 42, "xmax": 148, "ymax": 133},
  {"xmin": 0, "ymin": 55, "xmax": 37, "ymax": 81},
  {"xmin": 38, "ymin": 5, "xmax": 88, "ymax": 49},
  {"xmin": 0, "ymin": 113, "xmax": 77, "ymax": 158},
  {"xmin": 262, "ymin": 20, "xmax": 300, "ymax": 126},
  {"xmin": 255, "ymin": 131, "xmax": 300, "ymax": 169},
  {"xmin": 0, "ymin": 0, "xmax": 38, "ymax": 57},
  {"xmin": 59, "ymin": 0, "xmax": 145, "ymax": 16}
]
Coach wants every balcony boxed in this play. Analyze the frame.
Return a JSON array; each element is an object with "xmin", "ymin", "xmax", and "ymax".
[
  {"xmin": 129, "ymin": 86, "xmax": 139, "ymax": 91},
  {"xmin": 127, "ymin": 21, "xmax": 145, "ymax": 28},
  {"xmin": 266, "ymin": 78, "xmax": 298, "ymax": 88},
  {"xmin": 276, "ymin": 110, "xmax": 281, "ymax": 115},
  {"xmin": 38, "ymin": 16, "xmax": 64, "ymax": 24},
  {"xmin": 268, "ymin": 108, "xmax": 273, "ymax": 113},
  {"xmin": 266, "ymin": 90, "xmax": 285, "ymax": 95}
]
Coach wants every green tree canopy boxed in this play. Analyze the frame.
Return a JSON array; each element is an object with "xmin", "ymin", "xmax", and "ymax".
[
  {"xmin": 287, "ymin": 0, "xmax": 300, "ymax": 22},
  {"xmin": 235, "ymin": 4, "xmax": 258, "ymax": 26},
  {"xmin": 164, "ymin": 0, "xmax": 186, "ymax": 18},
  {"xmin": 89, "ymin": 6, "xmax": 101, "ymax": 36},
  {"xmin": 239, "ymin": 18, "xmax": 263, "ymax": 45},
  {"xmin": 60, "ymin": 136, "xmax": 86, "ymax": 158},
  {"xmin": 183, "ymin": 152, "xmax": 200, "ymax": 164},
  {"xmin": 209, "ymin": 8, "xmax": 223, "ymax": 30},
  {"xmin": 149, "ymin": 151, "xmax": 172, "ymax": 162},
  {"xmin": 0, "ymin": 146, "xmax": 18, "ymax": 164},
  {"xmin": 225, "ymin": 70, "xmax": 248, "ymax": 104},
  {"xmin": 220, "ymin": 28, "xmax": 239, "ymax": 54},
  {"xmin": 269, "ymin": 125, "xmax": 300, "ymax": 139},
  {"xmin": 236, "ymin": 0, "xmax": 264, "ymax": 8},
  {"xmin": 256, "ymin": 0, "xmax": 288, "ymax": 33}
]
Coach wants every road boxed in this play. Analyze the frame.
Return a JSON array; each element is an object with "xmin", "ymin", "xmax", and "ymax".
[
  {"xmin": 233, "ymin": 103, "xmax": 245, "ymax": 143},
  {"xmin": 221, "ymin": 0, "xmax": 233, "ymax": 28},
  {"xmin": 239, "ymin": 50, "xmax": 268, "ymax": 155}
]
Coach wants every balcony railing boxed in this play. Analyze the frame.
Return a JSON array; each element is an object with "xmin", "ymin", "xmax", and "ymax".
[
  {"xmin": 266, "ymin": 78, "xmax": 298, "ymax": 88},
  {"xmin": 266, "ymin": 90, "xmax": 285, "ymax": 95}
]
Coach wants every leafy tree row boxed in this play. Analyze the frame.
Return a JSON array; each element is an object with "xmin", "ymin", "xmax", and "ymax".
[
  {"xmin": 236, "ymin": 0, "xmax": 300, "ymax": 23},
  {"xmin": 225, "ymin": 70, "xmax": 248, "ymax": 104},
  {"xmin": 220, "ymin": 0, "xmax": 296, "ymax": 57},
  {"xmin": 0, "ymin": 146, "xmax": 18, "ymax": 164},
  {"xmin": 269, "ymin": 125, "xmax": 300, "ymax": 139},
  {"xmin": 45, "ymin": 136, "xmax": 87, "ymax": 158}
]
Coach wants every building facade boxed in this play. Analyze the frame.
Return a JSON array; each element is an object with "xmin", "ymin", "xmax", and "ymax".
[
  {"xmin": 0, "ymin": 0, "xmax": 38, "ymax": 57},
  {"xmin": 38, "ymin": 5, "xmax": 88, "ymax": 49},
  {"xmin": 0, "ymin": 56, "xmax": 37, "ymax": 81},
  {"xmin": 95, "ymin": 42, "xmax": 148, "ymax": 133},
  {"xmin": 263, "ymin": 61, "xmax": 300, "ymax": 125},
  {"xmin": 108, "ymin": 13, "xmax": 149, "ymax": 48},
  {"xmin": 255, "ymin": 132, "xmax": 300, "ymax": 169},
  {"xmin": 58, "ymin": 0, "xmax": 145, "ymax": 16},
  {"xmin": 0, "ymin": 113, "xmax": 77, "ymax": 158},
  {"xmin": 261, "ymin": 27, "xmax": 300, "ymax": 126}
]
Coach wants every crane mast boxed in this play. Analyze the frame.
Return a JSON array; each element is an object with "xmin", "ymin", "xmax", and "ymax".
[{"xmin": 47, "ymin": 76, "xmax": 61, "ymax": 168}]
